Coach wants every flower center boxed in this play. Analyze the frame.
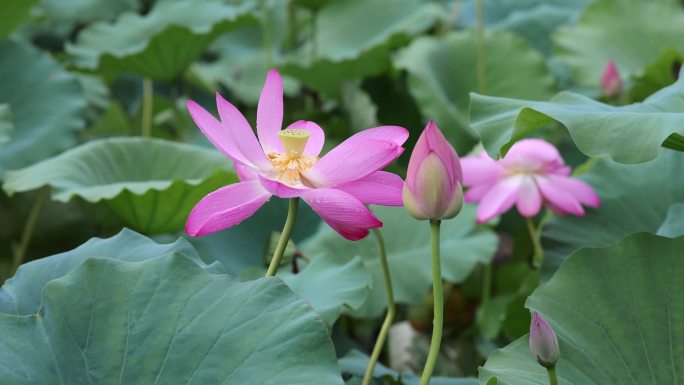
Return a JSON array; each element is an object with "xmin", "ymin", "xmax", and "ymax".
[{"xmin": 268, "ymin": 129, "xmax": 318, "ymax": 186}]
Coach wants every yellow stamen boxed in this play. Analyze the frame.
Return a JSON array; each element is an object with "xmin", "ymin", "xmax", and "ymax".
[{"xmin": 269, "ymin": 129, "xmax": 318, "ymax": 186}]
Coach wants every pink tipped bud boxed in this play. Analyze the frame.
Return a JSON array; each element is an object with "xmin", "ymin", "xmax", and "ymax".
[
  {"xmin": 529, "ymin": 312, "xmax": 560, "ymax": 368},
  {"xmin": 403, "ymin": 121, "xmax": 463, "ymax": 220},
  {"xmin": 601, "ymin": 60, "xmax": 622, "ymax": 97}
]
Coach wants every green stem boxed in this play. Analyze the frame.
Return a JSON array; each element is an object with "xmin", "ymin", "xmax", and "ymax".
[
  {"xmin": 362, "ymin": 229, "xmax": 395, "ymax": 385},
  {"xmin": 546, "ymin": 365, "xmax": 559, "ymax": 385},
  {"xmin": 260, "ymin": 0, "xmax": 273, "ymax": 68},
  {"xmin": 481, "ymin": 263, "xmax": 492, "ymax": 308},
  {"xmin": 309, "ymin": 9, "xmax": 317, "ymax": 63},
  {"xmin": 141, "ymin": 77, "xmax": 153, "ymax": 137},
  {"xmin": 266, "ymin": 198, "xmax": 299, "ymax": 277},
  {"xmin": 419, "ymin": 220, "xmax": 443, "ymax": 385},
  {"xmin": 11, "ymin": 189, "xmax": 48, "ymax": 276},
  {"xmin": 526, "ymin": 217, "xmax": 544, "ymax": 269},
  {"xmin": 475, "ymin": 0, "xmax": 486, "ymax": 94}
]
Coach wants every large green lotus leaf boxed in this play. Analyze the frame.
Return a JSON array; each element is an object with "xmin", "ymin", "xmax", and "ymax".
[
  {"xmin": 480, "ymin": 232, "xmax": 684, "ymax": 384},
  {"xmin": 279, "ymin": 0, "xmax": 442, "ymax": 97},
  {"xmin": 0, "ymin": 228, "xmax": 214, "ymax": 315},
  {"xmin": 469, "ymin": 67, "xmax": 684, "ymax": 164},
  {"xmin": 0, "ymin": 40, "xmax": 86, "ymax": 176},
  {"xmin": 656, "ymin": 203, "xmax": 684, "ymax": 238},
  {"xmin": 541, "ymin": 150, "xmax": 684, "ymax": 276},
  {"xmin": 0, "ymin": 0, "xmax": 39, "ymax": 37},
  {"xmin": 3, "ymin": 138, "xmax": 236, "ymax": 234},
  {"xmin": 282, "ymin": 255, "xmax": 371, "ymax": 327},
  {"xmin": 394, "ymin": 30, "xmax": 555, "ymax": 154},
  {"xmin": 66, "ymin": 1, "xmax": 257, "ymax": 82},
  {"xmin": 553, "ymin": 0, "xmax": 684, "ymax": 87},
  {"xmin": 341, "ymin": 350, "xmax": 478, "ymax": 385},
  {"xmin": 39, "ymin": 0, "xmax": 137, "ymax": 23},
  {"xmin": 301, "ymin": 205, "xmax": 498, "ymax": 318},
  {"xmin": 629, "ymin": 48, "xmax": 683, "ymax": 102},
  {"xmin": 457, "ymin": 0, "xmax": 590, "ymax": 56},
  {"xmin": 0, "ymin": 104, "xmax": 12, "ymax": 149},
  {"xmin": 0, "ymin": 253, "xmax": 344, "ymax": 385}
]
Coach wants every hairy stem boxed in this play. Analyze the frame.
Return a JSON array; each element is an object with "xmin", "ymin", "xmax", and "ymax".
[
  {"xmin": 526, "ymin": 217, "xmax": 544, "ymax": 269},
  {"xmin": 546, "ymin": 365, "xmax": 559, "ymax": 385},
  {"xmin": 141, "ymin": 78, "xmax": 153, "ymax": 137},
  {"xmin": 266, "ymin": 198, "xmax": 299, "ymax": 276},
  {"xmin": 419, "ymin": 220, "xmax": 443, "ymax": 385},
  {"xmin": 11, "ymin": 189, "xmax": 48, "ymax": 276},
  {"xmin": 362, "ymin": 229, "xmax": 395, "ymax": 385}
]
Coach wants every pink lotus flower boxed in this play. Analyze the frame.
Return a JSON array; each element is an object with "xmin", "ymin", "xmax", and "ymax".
[
  {"xmin": 403, "ymin": 121, "xmax": 463, "ymax": 220},
  {"xmin": 601, "ymin": 60, "xmax": 622, "ymax": 97},
  {"xmin": 529, "ymin": 311, "xmax": 560, "ymax": 368},
  {"xmin": 185, "ymin": 70, "xmax": 408, "ymax": 240},
  {"xmin": 461, "ymin": 139, "xmax": 600, "ymax": 223}
]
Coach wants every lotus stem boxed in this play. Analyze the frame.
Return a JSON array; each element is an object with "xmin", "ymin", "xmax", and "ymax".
[
  {"xmin": 266, "ymin": 198, "xmax": 299, "ymax": 276},
  {"xmin": 419, "ymin": 219, "xmax": 443, "ymax": 385},
  {"xmin": 546, "ymin": 365, "xmax": 559, "ymax": 385},
  {"xmin": 526, "ymin": 217, "xmax": 544, "ymax": 269},
  {"xmin": 11, "ymin": 188, "xmax": 48, "ymax": 276},
  {"xmin": 141, "ymin": 77, "xmax": 153, "ymax": 137},
  {"xmin": 362, "ymin": 228, "xmax": 395, "ymax": 385},
  {"xmin": 475, "ymin": 0, "xmax": 486, "ymax": 94}
]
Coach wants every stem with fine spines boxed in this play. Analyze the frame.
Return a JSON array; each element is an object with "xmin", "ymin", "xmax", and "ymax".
[
  {"xmin": 141, "ymin": 78, "xmax": 153, "ymax": 137},
  {"xmin": 362, "ymin": 229, "xmax": 395, "ymax": 385},
  {"xmin": 266, "ymin": 198, "xmax": 299, "ymax": 277},
  {"xmin": 419, "ymin": 220, "xmax": 443, "ymax": 385},
  {"xmin": 546, "ymin": 365, "xmax": 559, "ymax": 385},
  {"xmin": 526, "ymin": 217, "xmax": 544, "ymax": 269},
  {"xmin": 11, "ymin": 189, "xmax": 49, "ymax": 276}
]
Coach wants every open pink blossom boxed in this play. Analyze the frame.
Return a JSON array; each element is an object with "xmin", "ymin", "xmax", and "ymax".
[
  {"xmin": 461, "ymin": 139, "xmax": 600, "ymax": 223},
  {"xmin": 185, "ymin": 70, "xmax": 408, "ymax": 240}
]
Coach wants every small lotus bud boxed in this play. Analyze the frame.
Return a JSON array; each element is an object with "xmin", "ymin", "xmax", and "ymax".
[
  {"xmin": 601, "ymin": 60, "xmax": 622, "ymax": 98},
  {"xmin": 403, "ymin": 121, "xmax": 463, "ymax": 220},
  {"xmin": 529, "ymin": 312, "xmax": 560, "ymax": 368}
]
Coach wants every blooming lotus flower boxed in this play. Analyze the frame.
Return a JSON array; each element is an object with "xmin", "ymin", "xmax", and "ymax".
[
  {"xmin": 403, "ymin": 121, "xmax": 463, "ymax": 220},
  {"xmin": 461, "ymin": 139, "xmax": 600, "ymax": 223},
  {"xmin": 185, "ymin": 70, "xmax": 408, "ymax": 240},
  {"xmin": 601, "ymin": 60, "xmax": 622, "ymax": 97},
  {"xmin": 529, "ymin": 312, "xmax": 560, "ymax": 368}
]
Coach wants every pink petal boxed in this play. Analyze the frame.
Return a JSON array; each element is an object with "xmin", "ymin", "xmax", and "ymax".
[
  {"xmin": 257, "ymin": 175, "xmax": 309, "ymax": 198},
  {"xmin": 536, "ymin": 175, "xmax": 585, "ymax": 216},
  {"xmin": 406, "ymin": 121, "xmax": 461, "ymax": 190},
  {"xmin": 548, "ymin": 175, "xmax": 600, "ymax": 207},
  {"xmin": 185, "ymin": 181, "xmax": 271, "ymax": 236},
  {"xmin": 336, "ymin": 171, "xmax": 404, "ymax": 206},
  {"xmin": 464, "ymin": 183, "xmax": 497, "ymax": 202},
  {"xmin": 235, "ymin": 161, "xmax": 258, "ymax": 181},
  {"xmin": 186, "ymin": 100, "xmax": 253, "ymax": 167},
  {"xmin": 344, "ymin": 125, "xmax": 409, "ymax": 146},
  {"xmin": 501, "ymin": 139, "xmax": 564, "ymax": 172},
  {"xmin": 302, "ymin": 188, "xmax": 382, "ymax": 240},
  {"xmin": 256, "ymin": 70, "xmax": 284, "ymax": 154},
  {"xmin": 285, "ymin": 120, "xmax": 325, "ymax": 157},
  {"xmin": 515, "ymin": 176, "xmax": 542, "ymax": 217},
  {"xmin": 304, "ymin": 139, "xmax": 404, "ymax": 187},
  {"xmin": 216, "ymin": 93, "xmax": 271, "ymax": 170},
  {"xmin": 477, "ymin": 175, "xmax": 524, "ymax": 223},
  {"xmin": 461, "ymin": 152, "xmax": 502, "ymax": 186}
]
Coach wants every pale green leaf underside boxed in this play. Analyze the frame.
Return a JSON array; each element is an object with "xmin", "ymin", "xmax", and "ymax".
[
  {"xmin": 66, "ymin": 1, "xmax": 257, "ymax": 81},
  {"xmin": 541, "ymin": 150, "xmax": 684, "ymax": 277},
  {"xmin": 3, "ymin": 138, "xmax": 236, "ymax": 234},
  {"xmin": 0, "ymin": 40, "xmax": 86, "ymax": 177},
  {"xmin": 0, "ymin": 254, "xmax": 344, "ymax": 385},
  {"xmin": 480, "ymin": 232, "xmax": 684, "ymax": 385},
  {"xmin": 469, "ymin": 67, "xmax": 684, "ymax": 164},
  {"xmin": 394, "ymin": 29, "xmax": 555, "ymax": 154},
  {"xmin": 301, "ymin": 205, "xmax": 498, "ymax": 318}
]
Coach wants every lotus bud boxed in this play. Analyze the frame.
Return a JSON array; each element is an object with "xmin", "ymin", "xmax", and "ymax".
[
  {"xmin": 529, "ymin": 312, "xmax": 560, "ymax": 368},
  {"xmin": 403, "ymin": 121, "xmax": 463, "ymax": 220},
  {"xmin": 601, "ymin": 60, "xmax": 622, "ymax": 97}
]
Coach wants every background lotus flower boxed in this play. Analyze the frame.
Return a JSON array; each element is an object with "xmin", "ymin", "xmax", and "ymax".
[
  {"xmin": 403, "ymin": 121, "xmax": 463, "ymax": 220},
  {"xmin": 185, "ymin": 70, "xmax": 408, "ymax": 240},
  {"xmin": 601, "ymin": 60, "xmax": 622, "ymax": 97},
  {"xmin": 461, "ymin": 138, "xmax": 600, "ymax": 223},
  {"xmin": 529, "ymin": 312, "xmax": 560, "ymax": 368}
]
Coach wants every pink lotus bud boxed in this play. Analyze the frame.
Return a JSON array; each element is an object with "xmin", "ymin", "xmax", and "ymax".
[
  {"xmin": 403, "ymin": 121, "xmax": 463, "ymax": 220},
  {"xmin": 529, "ymin": 312, "xmax": 560, "ymax": 368},
  {"xmin": 601, "ymin": 60, "xmax": 622, "ymax": 97}
]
